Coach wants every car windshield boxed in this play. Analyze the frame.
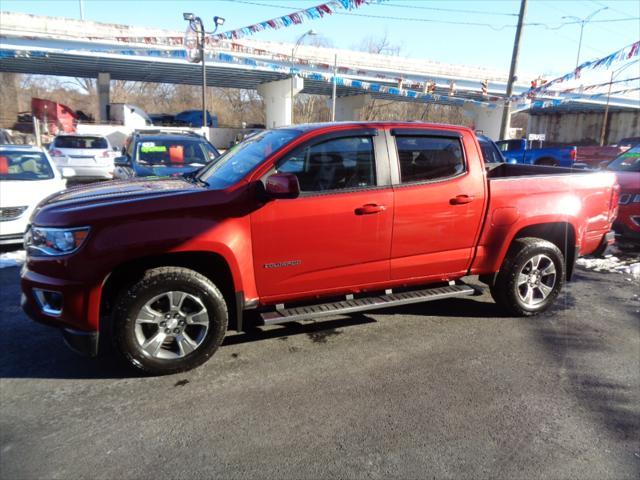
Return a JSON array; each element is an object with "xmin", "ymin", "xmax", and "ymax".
[
  {"xmin": 136, "ymin": 138, "xmax": 218, "ymax": 166},
  {"xmin": 608, "ymin": 145, "xmax": 640, "ymax": 172},
  {"xmin": 0, "ymin": 150, "xmax": 55, "ymax": 181},
  {"xmin": 54, "ymin": 136, "xmax": 108, "ymax": 149},
  {"xmin": 197, "ymin": 129, "xmax": 301, "ymax": 189}
]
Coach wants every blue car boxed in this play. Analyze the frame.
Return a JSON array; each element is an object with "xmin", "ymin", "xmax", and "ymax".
[{"xmin": 114, "ymin": 131, "xmax": 220, "ymax": 180}]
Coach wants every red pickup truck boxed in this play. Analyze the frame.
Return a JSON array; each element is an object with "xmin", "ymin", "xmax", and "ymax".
[{"xmin": 21, "ymin": 122, "xmax": 619, "ymax": 375}]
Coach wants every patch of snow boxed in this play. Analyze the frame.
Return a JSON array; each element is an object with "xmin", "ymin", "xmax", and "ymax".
[
  {"xmin": 577, "ymin": 253, "xmax": 640, "ymax": 280},
  {"xmin": 0, "ymin": 250, "xmax": 26, "ymax": 269}
]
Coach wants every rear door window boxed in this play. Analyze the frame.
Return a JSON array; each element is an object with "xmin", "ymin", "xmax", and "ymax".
[{"xmin": 395, "ymin": 136, "xmax": 465, "ymax": 183}]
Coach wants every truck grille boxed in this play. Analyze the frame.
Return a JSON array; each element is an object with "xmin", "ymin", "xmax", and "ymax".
[{"xmin": 0, "ymin": 206, "xmax": 28, "ymax": 221}]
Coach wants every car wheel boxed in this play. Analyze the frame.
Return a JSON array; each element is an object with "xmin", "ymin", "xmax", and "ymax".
[
  {"xmin": 490, "ymin": 237, "xmax": 565, "ymax": 316},
  {"xmin": 112, "ymin": 267, "xmax": 228, "ymax": 375}
]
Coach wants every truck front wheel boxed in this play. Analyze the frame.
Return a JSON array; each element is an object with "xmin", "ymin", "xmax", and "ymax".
[
  {"xmin": 112, "ymin": 267, "xmax": 228, "ymax": 375},
  {"xmin": 490, "ymin": 238, "xmax": 565, "ymax": 316}
]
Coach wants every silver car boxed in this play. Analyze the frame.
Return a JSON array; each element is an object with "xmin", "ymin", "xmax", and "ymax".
[{"xmin": 49, "ymin": 134, "xmax": 117, "ymax": 181}]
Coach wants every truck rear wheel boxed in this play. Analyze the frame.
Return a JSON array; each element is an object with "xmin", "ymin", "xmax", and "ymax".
[
  {"xmin": 490, "ymin": 238, "xmax": 565, "ymax": 316},
  {"xmin": 112, "ymin": 267, "xmax": 228, "ymax": 375}
]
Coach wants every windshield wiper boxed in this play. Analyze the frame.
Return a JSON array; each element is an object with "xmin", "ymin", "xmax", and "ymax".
[{"xmin": 183, "ymin": 170, "xmax": 209, "ymax": 186}]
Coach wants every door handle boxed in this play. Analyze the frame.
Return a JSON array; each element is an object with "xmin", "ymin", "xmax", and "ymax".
[
  {"xmin": 450, "ymin": 195, "xmax": 475, "ymax": 205},
  {"xmin": 355, "ymin": 203, "xmax": 386, "ymax": 215}
]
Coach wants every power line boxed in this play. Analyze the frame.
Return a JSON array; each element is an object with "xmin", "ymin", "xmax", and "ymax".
[
  {"xmin": 218, "ymin": 0, "xmax": 639, "ymax": 31},
  {"xmin": 375, "ymin": 1, "xmax": 519, "ymax": 17},
  {"xmin": 589, "ymin": 0, "xmax": 639, "ymax": 18}
]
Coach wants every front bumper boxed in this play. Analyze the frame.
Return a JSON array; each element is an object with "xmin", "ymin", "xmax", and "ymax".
[
  {"xmin": 0, "ymin": 232, "xmax": 24, "ymax": 245},
  {"xmin": 613, "ymin": 219, "xmax": 640, "ymax": 241},
  {"xmin": 21, "ymin": 265, "xmax": 100, "ymax": 355}
]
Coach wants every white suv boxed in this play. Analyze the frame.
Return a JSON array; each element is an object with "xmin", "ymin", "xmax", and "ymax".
[{"xmin": 49, "ymin": 134, "xmax": 116, "ymax": 181}]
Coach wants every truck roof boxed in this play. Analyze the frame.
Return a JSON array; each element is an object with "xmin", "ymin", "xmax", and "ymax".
[{"xmin": 286, "ymin": 121, "xmax": 472, "ymax": 132}]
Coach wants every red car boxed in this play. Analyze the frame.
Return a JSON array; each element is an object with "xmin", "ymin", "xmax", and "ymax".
[
  {"xmin": 21, "ymin": 122, "xmax": 618, "ymax": 375},
  {"xmin": 608, "ymin": 145, "xmax": 640, "ymax": 241}
]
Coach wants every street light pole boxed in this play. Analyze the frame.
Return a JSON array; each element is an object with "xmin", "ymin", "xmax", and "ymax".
[
  {"xmin": 184, "ymin": 13, "xmax": 226, "ymax": 129},
  {"xmin": 499, "ymin": 0, "xmax": 527, "ymax": 140},
  {"xmin": 562, "ymin": 7, "xmax": 608, "ymax": 69},
  {"xmin": 291, "ymin": 30, "xmax": 317, "ymax": 124}
]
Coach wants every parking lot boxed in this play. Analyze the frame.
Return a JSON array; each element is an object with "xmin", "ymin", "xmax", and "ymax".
[{"xmin": 1, "ymin": 251, "xmax": 638, "ymax": 480}]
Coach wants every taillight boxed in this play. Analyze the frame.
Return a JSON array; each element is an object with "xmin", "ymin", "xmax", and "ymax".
[
  {"xmin": 570, "ymin": 148, "xmax": 577, "ymax": 161},
  {"xmin": 50, "ymin": 149, "xmax": 63, "ymax": 157},
  {"xmin": 101, "ymin": 150, "xmax": 110, "ymax": 158},
  {"xmin": 610, "ymin": 184, "xmax": 620, "ymax": 222}
]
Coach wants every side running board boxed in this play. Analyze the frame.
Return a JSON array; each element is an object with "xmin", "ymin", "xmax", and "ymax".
[{"xmin": 260, "ymin": 283, "xmax": 478, "ymax": 326}]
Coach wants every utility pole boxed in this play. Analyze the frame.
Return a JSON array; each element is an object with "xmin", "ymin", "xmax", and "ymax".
[
  {"xmin": 599, "ymin": 72, "xmax": 613, "ymax": 146},
  {"xmin": 499, "ymin": 0, "xmax": 527, "ymax": 140},
  {"xmin": 331, "ymin": 54, "xmax": 337, "ymax": 121}
]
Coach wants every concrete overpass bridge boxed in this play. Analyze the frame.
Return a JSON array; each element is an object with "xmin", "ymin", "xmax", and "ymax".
[{"xmin": 1, "ymin": 12, "xmax": 637, "ymax": 138}]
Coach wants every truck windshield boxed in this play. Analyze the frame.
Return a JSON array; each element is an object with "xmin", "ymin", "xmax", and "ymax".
[
  {"xmin": 197, "ymin": 129, "xmax": 301, "ymax": 189},
  {"xmin": 608, "ymin": 145, "xmax": 640, "ymax": 172},
  {"xmin": 136, "ymin": 138, "xmax": 217, "ymax": 166},
  {"xmin": 0, "ymin": 151, "xmax": 55, "ymax": 181}
]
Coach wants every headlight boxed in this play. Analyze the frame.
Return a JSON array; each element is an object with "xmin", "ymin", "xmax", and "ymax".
[{"xmin": 25, "ymin": 226, "xmax": 90, "ymax": 257}]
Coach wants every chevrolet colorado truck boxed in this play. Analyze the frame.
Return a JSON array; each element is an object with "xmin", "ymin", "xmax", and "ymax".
[{"xmin": 21, "ymin": 122, "xmax": 619, "ymax": 375}]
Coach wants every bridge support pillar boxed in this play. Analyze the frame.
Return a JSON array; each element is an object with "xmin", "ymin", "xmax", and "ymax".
[
  {"xmin": 333, "ymin": 95, "xmax": 371, "ymax": 121},
  {"xmin": 463, "ymin": 103, "xmax": 505, "ymax": 140},
  {"xmin": 97, "ymin": 72, "xmax": 110, "ymax": 123},
  {"xmin": 257, "ymin": 77, "xmax": 304, "ymax": 128}
]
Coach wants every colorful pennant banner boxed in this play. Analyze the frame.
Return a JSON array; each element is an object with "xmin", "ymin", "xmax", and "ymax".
[
  {"xmin": 517, "ymin": 40, "xmax": 640, "ymax": 100},
  {"xmin": 212, "ymin": 0, "xmax": 388, "ymax": 41}
]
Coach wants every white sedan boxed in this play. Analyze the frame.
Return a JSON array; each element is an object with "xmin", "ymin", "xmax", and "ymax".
[{"xmin": 0, "ymin": 145, "xmax": 73, "ymax": 245}]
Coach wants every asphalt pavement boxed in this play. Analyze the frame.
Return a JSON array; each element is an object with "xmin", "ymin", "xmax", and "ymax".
[{"xmin": 0, "ymin": 256, "xmax": 638, "ymax": 479}]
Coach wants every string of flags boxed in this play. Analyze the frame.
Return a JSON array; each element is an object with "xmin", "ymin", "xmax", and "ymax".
[
  {"xmin": 517, "ymin": 40, "xmax": 640, "ymax": 100},
  {"xmin": 211, "ymin": 0, "xmax": 388, "ymax": 41}
]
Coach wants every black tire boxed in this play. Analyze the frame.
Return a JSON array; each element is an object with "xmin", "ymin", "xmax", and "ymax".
[
  {"xmin": 490, "ymin": 237, "xmax": 565, "ymax": 316},
  {"xmin": 112, "ymin": 267, "xmax": 228, "ymax": 375}
]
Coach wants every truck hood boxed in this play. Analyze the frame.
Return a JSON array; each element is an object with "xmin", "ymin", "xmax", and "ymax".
[{"xmin": 37, "ymin": 177, "xmax": 202, "ymax": 210}]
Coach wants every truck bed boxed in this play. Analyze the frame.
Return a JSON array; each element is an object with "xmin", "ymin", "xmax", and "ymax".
[
  {"xmin": 487, "ymin": 163, "xmax": 580, "ymax": 178},
  {"xmin": 474, "ymin": 164, "xmax": 617, "ymax": 272}
]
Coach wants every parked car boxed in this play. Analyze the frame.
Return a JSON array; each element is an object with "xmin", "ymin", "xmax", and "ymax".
[
  {"xmin": 617, "ymin": 137, "xmax": 640, "ymax": 149},
  {"xmin": 607, "ymin": 144, "xmax": 640, "ymax": 241},
  {"xmin": 113, "ymin": 131, "xmax": 220, "ymax": 179},
  {"xmin": 0, "ymin": 145, "xmax": 73, "ymax": 245},
  {"xmin": 148, "ymin": 113, "xmax": 176, "ymax": 126},
  {"xmin": 477, "ymin": 134, "xmax": 506, "ymax": 164},
  {"xmin": 576, "ymin": 145, "xmax": 628, "ymax": 168},
  {"xmin": 496, "ymin": 138, "xmax": 577, "ymax": 167},
  {"xmin": 21, "ymin": 122, "xmax": 618, "ymax": 375},
  {"xmin": 174, "ymin": 110, "xmax": 217, "ymax": 128},
  {"xmin": 49, "ymin": 134, "xmax": 117, "ymax": 181}
]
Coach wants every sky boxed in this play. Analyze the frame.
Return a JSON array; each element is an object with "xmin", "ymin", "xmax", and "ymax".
[{"xmin": 2, "ymin": 0, "xmax": 639, "ymax": 78}]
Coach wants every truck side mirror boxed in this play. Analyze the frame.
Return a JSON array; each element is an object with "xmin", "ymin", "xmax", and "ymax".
[
  {"xmin": 265, "ymin": 173, "xmax": 300, "ymax": 199},
  {"xmin": 114, "ymin": 155, "xmax": 130, "ymax": 167}
]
